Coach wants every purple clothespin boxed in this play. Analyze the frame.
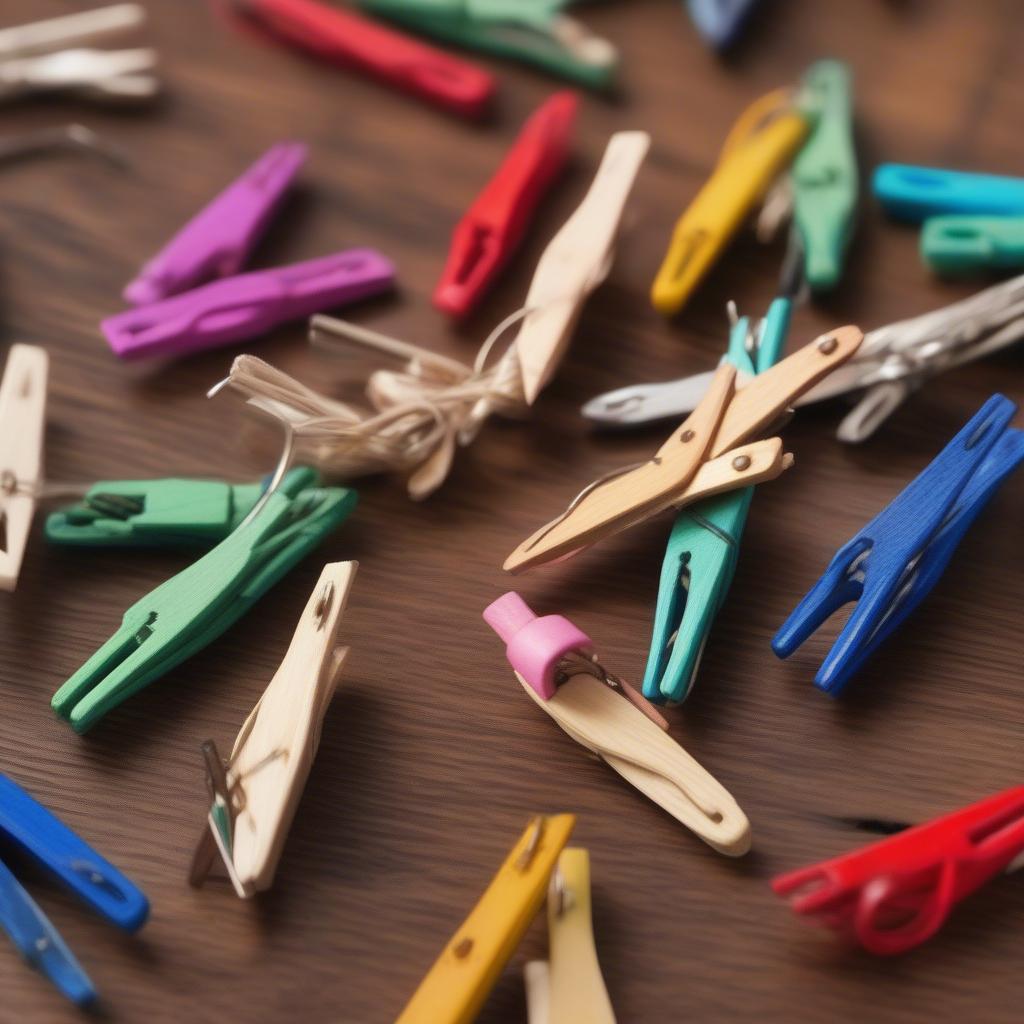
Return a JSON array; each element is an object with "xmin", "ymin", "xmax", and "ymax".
[
  {"xmin": 103, "ymin": 249, "xmax": 395, "ymax": 360},
  {"xmin": 122, "ymin": 142, "xmax": 308, "ymax": 306}
]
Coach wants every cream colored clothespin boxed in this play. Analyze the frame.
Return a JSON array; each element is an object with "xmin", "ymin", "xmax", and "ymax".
[
  {"xmin": 505, "ymin": 326, "xmax": 863, "ymax": 572},
  {"xmin": 213, "ymin": 130, "xmax": 650, "ymax": 500},
  {"xmin": 525, "ymin": 848, "xmax": 615, "ymax": 1024},
  {"xmin": 189, "ymin": 561, "xmax": 357, "ymax": 897},
  {"xmin": 0, "ymin": 344, "xmax": 49, "ymax": 591}
]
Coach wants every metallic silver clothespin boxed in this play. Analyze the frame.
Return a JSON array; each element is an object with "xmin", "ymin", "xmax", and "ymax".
[
  {"xmin": 583, "ymin": 274, "xmax": 1024, "ymax": 442},
  {"xmin": 0, "ymin": 4, "xmax": 158, "ymax": 104}
]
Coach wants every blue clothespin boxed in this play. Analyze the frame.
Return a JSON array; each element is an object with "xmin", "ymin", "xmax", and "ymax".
[
  {"xmin": 0, "ymin": 773, "xmax": 148, "ymax": 1006},
  {"xmin": 874, "ymin": 164, "xmax": 1024, "ymax": 222},
  {"xmin": 773, "ymin": 394, "xmax": 1024, "ymax": 696},
  {"xmin": 685, "ymin": 0, "xmax": 758, "ymax": 50},
  {"xmin": 643, "ymin": 297, "xmax": 792, "ymax": 704}
]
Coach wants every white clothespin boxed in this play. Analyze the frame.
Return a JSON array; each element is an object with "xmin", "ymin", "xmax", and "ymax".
[
  {"xmin": 0, "ymin": 4, "xmax": 158, "ymax": 104},
  {"xmin": 0, "ymin": 345, "xmax": 49, "ymax": 591},
  {"xmin": 525, "ymin": 848, "xmax": 616, "ymax": 1024},
  {"xmin": 189, "ymin": 561, "xmax": 357, "ymax": 897}
]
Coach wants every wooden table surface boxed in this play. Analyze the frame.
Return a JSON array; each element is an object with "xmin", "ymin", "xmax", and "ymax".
[{"xmin": 3, "ymin": 1, "xmax": 1023, "ymax": 1021}]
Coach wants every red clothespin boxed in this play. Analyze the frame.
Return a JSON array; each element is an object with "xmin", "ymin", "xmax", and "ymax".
[
  {"xmin": 772, "ymin": 786, "xmax": 1024, "ymax": 955},
  {"xmin": 226, "ymin": 0, "xmax": 495, "ymax": 120},
  {"xmin": 433, "ymin": 91, "xmax": 579, "ymax": 318}
]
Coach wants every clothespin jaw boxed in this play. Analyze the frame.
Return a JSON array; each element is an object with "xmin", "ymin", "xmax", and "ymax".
[
  {"xmin": 651, "ymin": 89, "xmax": 810, "ymax": 316},
  {"xmin": 50, "ymin": 483, "xmax": 357, "ymax": 733},
  {"xmin": 45, "ymin": 468, "xmax": 318, "ymax": 547},
  {"xmin": 0, "ymin": 344, "xmax": 48, "ymax": 592},
  {"xmin": 434, "ymin": 91, "xmax": 578, "ymax": 319},
  {"xmin": 773, "ymin": 394, "xmax": 1024, "ymax": 695},
  {"xmin": 123, "ymin": 141, "xmax": 308, "ymax": 306},
  {"xmin": 792, "ymin": 60, "xmax": 857, "ymax": 291},
  {"xmin": 102, "ymin": 249, "xmax": 396, "ymax": 360},
  {"xmin": 874, "ymin": 164, "xmax": 1024, "ymax": 222},
  {"xmin": 524, "ymin": 848, "xmax": 615, "ymax": 1024},
  {"xmin": 357, "ymin": 0, "xmax": 619, "ymax": 91},
  {"xmin": 395, "ymin": 814, "xmax": 576, "ymax": 1024},
  {"xmin": 685, "ymin": 0, "xmax": 758, "ymax": 51},
  {"xmin": 921, "ymin": 215, "xmax": 1024, "ymax": 276},
  {"xmin": 485, "ymin": 593, "xmax": 751, "ymax": 855},
  {"xmin": 772, "ymin": 786, "xmax": 1024, "ymax": 955}
]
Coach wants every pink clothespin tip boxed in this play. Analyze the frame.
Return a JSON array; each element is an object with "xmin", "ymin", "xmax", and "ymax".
[
  {"xmin": 123, "ymin": 142, "xmax": 308, "ymax": 306},
  {"xmin": 103, "ymin": 248, "xmax": 395, "ymax": 360},
  {"xmin": 482, "ymin": 592, "xmax": 591, "ymax": 700}
]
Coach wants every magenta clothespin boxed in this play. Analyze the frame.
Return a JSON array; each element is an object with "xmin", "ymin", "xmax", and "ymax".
[
  {"xmin": 123, "ymin": 142, "xmax": 308, "ymax": 306},
  {"xmin": 103, "ymin": 249, "xmax": 395, "ymax": 360},
  {"xmin": 482, "ymin": 592, "xmax": 592, "ymax": 699}
]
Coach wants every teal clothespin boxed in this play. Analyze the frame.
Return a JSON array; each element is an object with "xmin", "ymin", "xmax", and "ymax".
[
  {"xmin": 356, "ymin": 0, "xmax": 619, "ymax": 91},
  {"xmin": 45, "ymin": 468, "xmax": 318, "ymax": 547},
  {"xmin": 792, "ymin": 60, "xmax": 857, "ymax": 291},
  {"xmin": 50, "ymin": 482, "xmax": 357, "ymax": 733},
  {"xmin": 642, "ymin": 297, "xmax": 791, "ymax": 705},
  {"xmin": 921, "ymin": 215, "xmax": 1024, "ymax": 276}
]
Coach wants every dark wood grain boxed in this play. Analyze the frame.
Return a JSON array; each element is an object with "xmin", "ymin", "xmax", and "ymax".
[{"xmin": 2, "ymin": 1, "xmax": 1024, "ymax": 1021}]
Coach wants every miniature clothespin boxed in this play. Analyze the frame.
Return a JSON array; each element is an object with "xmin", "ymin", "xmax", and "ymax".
[
  {"xmin": 484, "ymin": 593, "xmax": 751, "ymax": 855},
  {"xmin": 215, "ymin": 130, "xmax": 649, "ymax": 499},
  {"xmin": 45, "ymin": 467, "xmax": 318, "ymax": 547},
  {"xmin": 102, "ymin": 249, "xmax": 395, "ymax": 360},
  {"xmin": 0, "ymin": 4, "xmax": 158, "ymax": 105},
  {"xmin": 227, "ymin": 0, "xmax": 495, "ymax": 120},
  {"xmin": 651, "ymin": 86, "xmax": 811, "ymax": 316},
  {"xmin": 357, "ymin": 0, "xmax": 618, "ymax": 91},
  {"xmin": 524, "ymin": 848, "xmax": 615, "ymax": 1024},
  {"xmin": 51, "ymin": 474, "xmax": 357, "ymax": 733},
  {"xmin": 643, "ymin": 298, "xmax": 792, "ymax": 705},
  {"xmin": 434, "ymin": 91, "xmax": 578, "ymax": 319},
  {"xmin": 874, "ymin": 164, "xmax": 1024, "ymax": 222},
  {"xmin": 921, "ymin": 215, "xmax": 1024, "ymax": 276},
  {"xmin": 0, "ymin": 345, "xmax": 48, "ymax": 592},
  {"xmin": 685, "ymin": 0, "xmax": 758, "ymax": 51},
  {"xmin": 773, "ymin": 394, "xmax": 1024, "ymax": 696},
  {"xmin": 189, "ymin": 561, "xmax": 356, "ymax": 897},
  {"xmin": 506, "ymin": 326, "xmax": 863, "ymax": 573},
  {"xmin": 395, "ymin": 815, "xmax": 576, "ymax": 1024},
  {"xmin": 0, "ymin": 772, "xmax": 148, "ymax": 1006},
  {"xmin": 123, "ymin": 141, "xmax": 307, "ymax": 306},
  {"xmin": 773, "ymin": 786, "xmax": 1024, "ymax": 955}
]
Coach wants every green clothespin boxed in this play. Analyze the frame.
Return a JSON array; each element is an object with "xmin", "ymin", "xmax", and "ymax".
[
  {"xmin": 921, "ymin": 215, "xmax": 1024, "ymax": 276},
  {"xmin": 357, "ymin": 0, "xmax": 619, "ymax": 91},
  {"xmin": 792, "ymin": 60, "xmax": 857, "ymax": 291},
  {"xmin": 45, "ymin": 468, "xmax": 318, "ymax": 547},
  {"xmin": 642, "ymin": 297, "xmax": 792, "ymax": 705},
  {"xmin": 51, "ymin": 482, "xmax": 357, "ymax": 734}
]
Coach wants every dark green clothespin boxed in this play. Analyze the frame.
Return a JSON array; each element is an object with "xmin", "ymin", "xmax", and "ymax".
[
  {"xmin": 45, "ymin": 468, "xmax": 318, "ymax": 547},
  {"xmin": 921, "ymin": 215, "xmax": 1024, "ymax": 276}
]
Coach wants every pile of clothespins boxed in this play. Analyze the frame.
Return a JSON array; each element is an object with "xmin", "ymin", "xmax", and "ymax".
[{"xmin": 3, "ymin": 1, "xmax": 1024, "ymax": 1019}]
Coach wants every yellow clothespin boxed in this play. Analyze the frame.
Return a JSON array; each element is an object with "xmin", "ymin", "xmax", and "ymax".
[
  {"xmin": 396, "ymin": 814, "xmax": 576, "ymax": 1024},
  {"xmin": 0, "ymin": 344, "xmax": 48, "ymax": 590},
  {"xmin": 189, "ymin": 561, "xmax": 357, "ymax": 897},
  {"xmin": 651, "ymin": 88, "xmax": 811, "ymax": 316},
  {"xmin": 525, "ymin": 848, "xmax": 615, "ymax": 1024}
]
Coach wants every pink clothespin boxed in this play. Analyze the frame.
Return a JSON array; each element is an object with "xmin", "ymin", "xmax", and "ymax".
[
  {"xmin": 103, "ymin": 249, "xmax": 395, "ymax": 360},
  {"xmin": 123, "ymin": 142, "xmax": 308, "ymax": 306}
]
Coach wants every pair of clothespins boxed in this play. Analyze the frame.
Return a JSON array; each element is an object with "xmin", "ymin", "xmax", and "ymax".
[
  {"xmin": 773, "ymin": 393, "xmax": 1024, "ymax": 696},
  {"xmin": 876, "ymin": 163, "xmax": 1024, "ymax": 276},
  {"xmin": 396, "ymin": 815, "xmax": 615, "ymax": 1024},
  {"xmin": 357, "ymin": 0, "xmax": 619, "ymax": 91},
  {"xmin": 484, "ymin": 593, "xmax": 751, "ymax": 855},
  {"xmin": 774, "ymin": 786, "xmax": 1024, "ymax": 955},
  {"xmin": 585, "ymin": 271, "xmax": 1024, "ymax": 442},
  {"xmin": 644, "ymin": 297, "xmax": 792, "ymax": 704},
  {"xmin": 0, "ymin": 4, "xmax": 158, "ymax": 105},
  {"xmin": 435, "ymin": 91, "xmax": 578, "ymax": 319},
  {"xmin": 685, "ymin": 0, "xmax": 758, "ymax": 51},
  {"xmin": 215, "ymin": 130, "xmax": 650, "ymax": 499},
  {"xmin": 226, "ymin": 0, "xmax": 495, "ymax": 119},
  {"xmin": 506, "ymin": 326, "xmax": 864, "ymax": 573},
  {"xmin": 0, "ymin": 773, "xmax": 148, "ymax": 1006},
  {"xmin": 190, "ymin": 561, "xmax": 356, "ymax": 897},
  {"xmin": 102, "ymin": 141, "xmax": 396, "ymax": 359}
]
